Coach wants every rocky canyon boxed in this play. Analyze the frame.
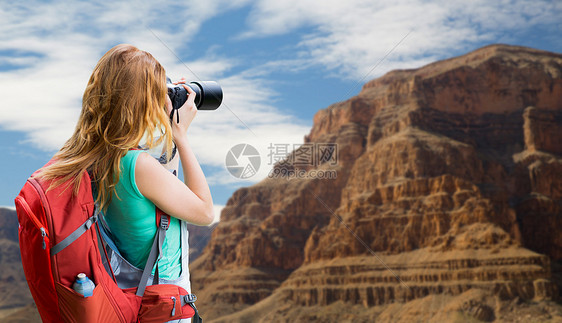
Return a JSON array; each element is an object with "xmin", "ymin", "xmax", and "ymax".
[{"xmin": 190, "ymin": 44, "xmax": 562, "ymax": 322}]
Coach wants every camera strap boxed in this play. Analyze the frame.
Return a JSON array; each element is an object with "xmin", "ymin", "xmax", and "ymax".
[{"xmin": 170, "ymin": 107, "xmax": 180, "ymax": 124}]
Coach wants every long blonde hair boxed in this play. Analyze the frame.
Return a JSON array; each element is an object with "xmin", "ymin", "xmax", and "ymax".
[{"xmin": 38, "ymin": 44, "xmax": 173, "ymax": 210}]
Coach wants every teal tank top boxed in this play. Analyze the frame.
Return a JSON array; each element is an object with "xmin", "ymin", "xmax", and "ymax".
[{"xmin": 102, "ymin": 150, "xmax": 181, "ymax": 279}]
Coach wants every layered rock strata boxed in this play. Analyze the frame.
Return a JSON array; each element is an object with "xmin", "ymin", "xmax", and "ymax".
[{"xmin": 191, "ymin": 44, "xmax": 562, "ymax": 321}]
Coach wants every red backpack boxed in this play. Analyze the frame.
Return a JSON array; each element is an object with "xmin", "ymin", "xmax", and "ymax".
[{"xmin": 14, "ymin": 159, "xmax": 202, "ymax": 323}]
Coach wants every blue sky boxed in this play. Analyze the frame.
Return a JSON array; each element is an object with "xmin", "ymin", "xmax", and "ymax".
[{"xmin": 0, "ymin": 1, "xmax": 561, "ymax": 220}]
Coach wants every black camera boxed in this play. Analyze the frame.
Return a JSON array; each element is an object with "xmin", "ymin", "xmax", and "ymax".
[{"xmin": 166, "ymin": 77, "xmax": 223, "ymax": 122}]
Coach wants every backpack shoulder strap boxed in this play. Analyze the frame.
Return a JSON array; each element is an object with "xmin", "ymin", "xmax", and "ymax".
[{"xmin": 136, "ymin": 208, "xmax": 170, "ymax": 297}]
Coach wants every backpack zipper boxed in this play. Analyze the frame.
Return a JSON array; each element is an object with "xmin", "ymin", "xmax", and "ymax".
[
  {"xmin": 171, "ymin": 297, "xmax": 177, "ymax": 316},
  {"xmin": 15, "ymin": 195, "xmax": 50, "ymax": 250},
  {"xmin": 28, "ymin": 177, "xmax": 61, "ymax": 281},
  {"xmin": 40, "ymin": 227, "xmax": 48, "ymax": 249}
]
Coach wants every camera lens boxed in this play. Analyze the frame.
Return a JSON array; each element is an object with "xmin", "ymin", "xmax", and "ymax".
[
  {"xmin": 188, "ymin": 81, "xmax": 223, "ymax": 110},
  {"xmin": 166, "ymin": 77, "xmax": 222, "ymax": 111}
]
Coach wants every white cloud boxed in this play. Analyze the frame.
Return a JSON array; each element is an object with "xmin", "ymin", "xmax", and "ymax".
[
  {"xmin": 240, "ymin": 0, "xmax": 561, "ymax": 79},
  {"xmin": 213, "ymin": 204, "xmax": 224, "ymax": 223}
]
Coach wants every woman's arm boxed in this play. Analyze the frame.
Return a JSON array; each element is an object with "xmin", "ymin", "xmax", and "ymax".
[
  {"xmin": 135, "ymin": 151, "xmax": 214, "ymax": 225},
  {"xmin": 135, "ymin": 83, "xmax": 214, "ymax": 225}
]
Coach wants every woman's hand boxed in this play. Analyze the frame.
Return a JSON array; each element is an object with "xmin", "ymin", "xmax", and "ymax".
[{"xmin": 166, "ymin": 77, "xmax": 197, "ymax": 144}]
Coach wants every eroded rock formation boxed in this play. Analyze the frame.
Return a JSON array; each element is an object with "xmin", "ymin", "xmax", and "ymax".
[
  {"xmin": 0, "ymin": 208, "xmax": 35, "ymax": 313},
  {"xmin": 191, "ymin": 44, "xmax": 562, "ymax": 322}
]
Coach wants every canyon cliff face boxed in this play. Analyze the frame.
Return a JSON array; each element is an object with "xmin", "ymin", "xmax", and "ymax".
[
  {"xmin": 191, "ymin": 44, "xmax": 562, "ymax": 322},
  {"xmin": 0, "ymin": 208, "xmax": 39, "ymax": 322}
]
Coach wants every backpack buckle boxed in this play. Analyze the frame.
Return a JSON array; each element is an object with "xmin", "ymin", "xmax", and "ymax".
[
  {"xmin": 159, "ymin": 215, "xmax": 169, "ymax": 230},
  {"xmin": 183, "ymin": 294, "xmax": 197, "ymax": 303}
]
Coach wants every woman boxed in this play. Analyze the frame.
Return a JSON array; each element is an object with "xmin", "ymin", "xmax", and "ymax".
[{"xmin": 38, "ymin": 44, "xmax": 214, "ymax": 301}]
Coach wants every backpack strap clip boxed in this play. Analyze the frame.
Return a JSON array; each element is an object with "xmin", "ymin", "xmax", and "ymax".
[
  {"xmin": 159, "ymin": 214, "xmax": 169, "ymax": 230},
  {"xmin": 182, "ymin": 294, "xmax": 197, "ymax": 304}
]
